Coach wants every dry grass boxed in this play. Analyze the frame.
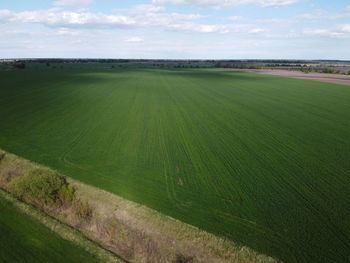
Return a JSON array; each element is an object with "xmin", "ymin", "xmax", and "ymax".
[
  {"xmin": 0, "ymin": 149, "xmax": 280, "ymax": 263},
  {"xmin": 73, "ymin": 179, "xmax": 279, "ymax": 263},
  {"xmin": 0, "ymin": 151, "xmax": 32, "ymax": 187},
  {"xmin": 0, "ymin": 189, "xmax": 123, "ymax": 263}
]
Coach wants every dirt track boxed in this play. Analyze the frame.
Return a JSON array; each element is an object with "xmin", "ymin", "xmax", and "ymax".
[{"xmin": 227, "ymin": 69, "xmax": 350, "ymax": 86}]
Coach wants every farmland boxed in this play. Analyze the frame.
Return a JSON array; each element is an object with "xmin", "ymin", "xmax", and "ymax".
[
  {"xmin": 0, "ymin": 64, "xmax": 350, "ymax": 263},
  {"xmin": 0, "ymin": 191, "xmax": 100, "ymax": 263}
]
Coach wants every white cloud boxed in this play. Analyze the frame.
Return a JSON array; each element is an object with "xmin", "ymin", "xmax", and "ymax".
[
  {"xmin": 0, "ymin": 5, "xmax": 203, "ymax": 31},
  {"xmin": 125, "ymin": 36, "xmax": 143, "ymax": 42},
  {"xmin": 0, "ymin": 9, "xmax": 135, "ymax": 28},
  {"xmin": 298, "ymin": 9, "xmax": 325, "ymax": 19},
  {"xmin": 1, "ymin": 2, "xmax": 349, "ymax": 59},
  {"xmin": 0, "ymin": 7, "xmax": 268, "ymax": 35},
  {"xmin": 152, "ymin": 0, "xmax": 300, "ymax": 9},
  {"xmin": 114, "ymin": 4, "xmax": 165, "ymax": 14},
  {"xmin": 53, "ymin": 0, "xmax": 92, "ymax": 7},
  {"xmin": 303, "ymin": 25, "xmax": 350, "ymax": 38},
  {"xmin": 56, "ymin": 28, "xmax": 80, "ymax": 35},
  {"xmin": 249, "ymin": 28, "xmax": 266, "ymax": 33},
  {"xmin": 256, "ymin": 18, "xmax": 284, "ymax": 23},
  {"xmin": 228, "ymin": 16, "xmax": 245, "ymax": 21},
  {"xmin": 114, "ymin": 4, "xmax": 204, "ymax": 27},
  {"xmin": 0, "ymin": 7, "xmax": 204, "ymax": 33},
  {"xmin": 167, "ymin": 23, "xmax": 230, "ymax": 33},
  {"xmin": 166, "ymin": 22, "xmax": 267, "ymax": 34},
  {"xmin": 135, "ymin": 12, "xmax": 204, "ymax": 28},
  {"xmin": 0, "ymin": 9, "xmax": 12, "ymax": 22},
  {"xmin": 297, "ymin": 8, "xmax": 350, "ymax": 20},
  {"xmin": 259, "ymin": 0, "xmax": 299, "ymax": 7},
  {"xmin": 337, "ymin": 24, "xmax": 350, "ymax": 33}
]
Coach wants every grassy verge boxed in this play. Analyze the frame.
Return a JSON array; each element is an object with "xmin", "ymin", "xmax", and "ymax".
[
  {"xmin": 0, "ymin": 149, "xmax": 278, "ymax": 263},
  {"xmin": 0, "ymin": 189, "xmax": 122, "ymax": 263}
]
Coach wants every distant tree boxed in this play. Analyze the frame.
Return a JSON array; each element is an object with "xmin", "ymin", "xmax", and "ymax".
[
  {"xmin": 46, "ymin": 63, "xmax": 51, "ymax": 67},
  {"xmin": 322, "ymin": 67, "xmax": 338, "ymax": 74},
  {"xmin": 12, "ymin": 63, "xmax": 26, "ymax": 69},
  {"xmin": 301, "ymin": 66, "xmax": 313, "ymax": 73}
]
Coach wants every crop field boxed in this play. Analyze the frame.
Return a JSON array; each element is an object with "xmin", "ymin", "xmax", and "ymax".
[
  {"xmin": 0, "ymin": 191, "xmax": 100, "ymax": 263},
  {"xmin": 0, "ymin": 64, "xmax": 350, "ymax": 263}
]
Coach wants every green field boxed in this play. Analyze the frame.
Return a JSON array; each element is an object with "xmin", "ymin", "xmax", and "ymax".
[
  {"xmin": 0, "ymin": 191, "xmax": 100, "ymax": 263},
  {"xmin": 0, "ymin": 64, "xmax": 350, "ymax": 263}
]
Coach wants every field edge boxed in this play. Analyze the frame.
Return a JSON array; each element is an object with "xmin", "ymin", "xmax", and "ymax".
[
  {"xmin": 0, "ymin": 189, "xmax": 123, "ymax": 263},
  {"xmin": 0, "ymin": 148, "xmax": 280, "ymax": 263}
]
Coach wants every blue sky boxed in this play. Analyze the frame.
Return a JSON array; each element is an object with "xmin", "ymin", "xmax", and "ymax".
[{"xmin": 0, "ymin": 0, "xmax": 349, "ymax": 59}]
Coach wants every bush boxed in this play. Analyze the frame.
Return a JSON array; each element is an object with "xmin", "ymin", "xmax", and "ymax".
[
  {"xmin": 322, "ymin": 67, "xmax": 337, "ymax": 74},
  {"xmin": 74, "ymin": 199, "xmax": 93, "ymax": 220},
  {"xmin": 300, "ymin": 66, "xmax": 313, "ymax": 73},
  {"xmin": 59, "ymin": 184, "xmax": 75, "ymax": 202},
  {"xmin": 7, "ymin": 168, "xmax": 68, "ymax": 207},
  {"xmin": 5, "ymin": 165, "xmax": 93, "ymax": 221}
]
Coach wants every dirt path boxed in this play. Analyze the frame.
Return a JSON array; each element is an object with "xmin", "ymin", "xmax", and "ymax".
[{"xmin": 226, "ymin": 69, "xmax": 350, "ymax": 86}]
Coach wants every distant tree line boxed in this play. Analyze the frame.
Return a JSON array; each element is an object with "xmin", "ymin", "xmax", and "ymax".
[
  {"xmin": 3, "ymin": 59, "xmax": 350, "ymax": 74},
  {"xmin": 12, "ymin": 63, "xmax": 26, "ymax": 69},
  {"xmin": 300, "ymin": 65, "xmax": 350, "ymax": 74}
]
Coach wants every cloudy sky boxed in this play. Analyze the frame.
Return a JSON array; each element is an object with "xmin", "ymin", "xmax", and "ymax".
[{"xmin": 1, "ymin": 0, "xmax": 349, "ymax": 59}]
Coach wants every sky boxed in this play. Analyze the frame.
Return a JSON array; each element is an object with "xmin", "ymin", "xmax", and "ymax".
[{"xmin": 0, "ymin": 0, "xmax": 349, "ymax": 59}]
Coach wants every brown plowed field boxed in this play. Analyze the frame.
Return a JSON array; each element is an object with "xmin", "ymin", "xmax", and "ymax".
[{"xmin": 227, "ymin": 69, "xmax": 350, "ymax": 86}]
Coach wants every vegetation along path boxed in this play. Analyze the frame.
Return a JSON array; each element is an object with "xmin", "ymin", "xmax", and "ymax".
[
  {"xmin": 0, "ymin": 190, "xmax": 103, "ymax": 263},
  {"xmin": 0, "ymin": 65, "xmax": 350, "ymax": 263}
]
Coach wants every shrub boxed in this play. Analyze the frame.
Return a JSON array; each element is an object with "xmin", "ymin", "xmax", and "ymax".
[
  {"xmin": 322, "ymin": 67, "xmax": 337, "ymax": 74},
  {"xmin": 300, "ymin": 66, "xmax": 313, "ymax": 73},
  {"xmin": 59, "ymin": 184, "xmax": 75, "ymax": 202},
  {"xmin": 7, "ymin": 168, "xmax": 67, "ymax": 207},
  {"xmin": 5, "ymin": 164, "xmax": 92, "ymax": 221},
  {"xmin": 74, "ymin": 199, "xmax": 93, "ymax": 220}
]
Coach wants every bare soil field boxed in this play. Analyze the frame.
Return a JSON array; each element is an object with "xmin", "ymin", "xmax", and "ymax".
[{"xmin": 227, "ymin": 69, "xmax": 350, "ymax": 86}]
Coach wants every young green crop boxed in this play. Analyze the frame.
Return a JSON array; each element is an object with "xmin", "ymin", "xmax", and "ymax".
[{"xmin": 0, "ymin": 64, "xmax": 349, "ymax": 263}]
